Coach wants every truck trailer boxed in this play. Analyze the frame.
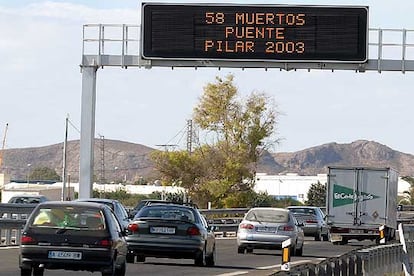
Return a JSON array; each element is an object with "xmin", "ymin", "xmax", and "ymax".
[{"xmin": 326, "ymin": 166, "xmax": 398, "ymax": 245}]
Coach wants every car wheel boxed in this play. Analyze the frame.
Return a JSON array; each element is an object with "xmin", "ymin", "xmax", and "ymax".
[
  {"xmin": 295, "ymin": 245, "xmax": 303, "ymax": 256},
  {"xmin": 33, "ymin": 268, "xmax": 44, "ymax": 276},
  {"xmin": 101, "ymin": 262, "xmax": 115, "ymax": 276},
  {"xmin": 20, "ymin": 268, "xmax": 32, "ymax": 276},
  {"xmin": 246, "ymin": 248, "xmax": 253, "ymax": 254},
  {"xmin": 115, "ymin": 260, "xmax": 126, "ymax": 276},
  {"xmin": 126, "ymin": 253, "xmax": 135, "ymax": 263},
  {"xmin": 136, "ymin": 255, "xmax": 146, "ymax": 262},
  {"xmin": 314, "ymin": 230, "xmax": 322, "ymax": 241},
  {"xmin": 237, "ymin": 246, "xmax": 245, "ymax": 254},
  {"xmin": 205, "ymin": 245, "xmax": 216, "ymax": 267},
  {"xmin": 194, "ymin": 248, "xmax": 206, "ymax": 266},
  {"xmin": 290, "ymin": 244, "xmax": 297, "ymax": 256}
]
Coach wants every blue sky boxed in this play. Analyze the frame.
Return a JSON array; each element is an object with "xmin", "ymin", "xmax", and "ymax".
[{"xmin": 1, "ymin": 0, "xmax": 414, "ymax": 155}]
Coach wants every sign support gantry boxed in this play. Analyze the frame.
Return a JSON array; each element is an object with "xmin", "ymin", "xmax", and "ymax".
[{"xmin": 78, "ymin": 24, "xmax": 414, "ymax": 198}]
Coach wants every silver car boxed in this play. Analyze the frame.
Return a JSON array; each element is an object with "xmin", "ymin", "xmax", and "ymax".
[
  {"xmin": 237, "ymin": 207, "xmax": 304, "ymax": 256},
  {"xmin": 287, "ymin": 206, "xmax": 329, "ymax": 241}
]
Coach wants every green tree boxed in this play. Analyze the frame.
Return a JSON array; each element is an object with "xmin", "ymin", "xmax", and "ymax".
[
  {"xmin": 305, "ymin": 181, "xmax": 326, "ymax": 207},
  {"xmin": 152, "ymin": 74, "xmax": 279, "ymax": 208},
  {"xmin": 29, "ymin": 167, "xmax": 61, "ymax": 181}
]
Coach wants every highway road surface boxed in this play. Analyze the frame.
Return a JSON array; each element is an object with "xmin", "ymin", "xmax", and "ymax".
[{"xmin": 0, "ymin": 237, "xmax": 372, "ymax": 276}]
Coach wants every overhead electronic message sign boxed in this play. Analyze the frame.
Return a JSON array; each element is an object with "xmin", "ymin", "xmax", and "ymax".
[{"xmin": 141, "ymin": 3, "xmax": 368, "ymax": 63}]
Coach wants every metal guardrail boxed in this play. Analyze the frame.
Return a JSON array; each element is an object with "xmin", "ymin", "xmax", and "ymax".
[
  {"xmin": 0, "ymin": 205, "xmax": 246, "ymax": 245},
  {"xmin": 273, "ymin": 242, "xmax": 413, "ymax": 276},
  {"xmin": 273, "ymin": 224, "xmax": 414, "ymax": 275},
  {"xmin": 200, "ymin": 208, "xmax": 247, "ymax": 237},
  {"xmin": 0, "ymin": 203, "xmax": 36, "ymax": 246}
]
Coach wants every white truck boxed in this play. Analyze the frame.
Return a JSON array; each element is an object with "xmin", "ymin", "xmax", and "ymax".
[{"xmin": 326, "ymin": 166, "xmax": 398, "ymax": 245}]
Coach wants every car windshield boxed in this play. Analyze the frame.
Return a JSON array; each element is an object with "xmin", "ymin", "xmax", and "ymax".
[
  {"xmin": 246, "ymin": 209, "xmax": 288, "ymax": 223},
  {"xmin": 31, "ymin": 206, "xmax": 106, "ymax": 230},
  {"xmin": 137, "ymin": 206, "xmax": 195, "ymax": 222}
]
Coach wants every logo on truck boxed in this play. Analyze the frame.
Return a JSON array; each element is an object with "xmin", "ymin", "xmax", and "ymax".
[{"xmin": 333, "ymin": 184, "xmax": 380, "ymax": 207}]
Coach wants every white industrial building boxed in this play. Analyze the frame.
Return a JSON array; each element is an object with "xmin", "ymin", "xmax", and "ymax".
[
  {"xmin": 254, "ymin": 172, "xmax": 411, "ymax": 203},
  {"xmin": 1, "ymin": 179, "xmax": 186, "ymax": 203},
  {"xmin": 0, "ymin": 172, "xmax": 411, "ymax": 204}
]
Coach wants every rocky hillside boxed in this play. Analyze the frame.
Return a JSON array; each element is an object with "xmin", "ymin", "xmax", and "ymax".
[
  {"xmin": 1, "ymin": 139, "xmax": 156, "ymax": 182},
  {"xmin": 269, "ymin": 140, "xmax": 414, "ymax": 176},
  {"xmin": 1, "ymin": 139, "xmax": 414, "ymax": 182}
]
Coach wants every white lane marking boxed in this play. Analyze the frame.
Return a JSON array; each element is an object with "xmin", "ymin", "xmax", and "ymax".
[
  {"xmin": 216, "ymin": 258, "xmax": 326, "ymax": 276},
  {"xmin": 257, "ymin": 259, "xmax": 317, "ymax": 270},
  {"xmin": 216, "ymin": 272, "xmax": 249, "ymax": 276},
  {"xmin": 0, "ymin": 246, "xmax": 18, "ymax": 249}
]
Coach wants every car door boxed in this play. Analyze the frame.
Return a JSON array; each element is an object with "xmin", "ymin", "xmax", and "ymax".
[
  {"xmin": 200, "ymin": 214, "xmax": 215, "ymax": 255},
  {"xmin": 105, "ymin": 208, "xmax": 128, "ymax": 261}
]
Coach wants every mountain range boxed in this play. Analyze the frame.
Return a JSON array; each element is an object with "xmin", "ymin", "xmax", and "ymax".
[{"xmin": 2, "ymin": 139, "xmax": 414, "ymax": 183}]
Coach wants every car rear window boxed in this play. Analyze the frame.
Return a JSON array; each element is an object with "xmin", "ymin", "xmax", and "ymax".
[
  {"xmin": 137, "ymin": 206, "xmax": 195, "ymax": 222},
  {"xmin": 9, "ymin": 197, "xmax": 43, "ymax": 204},
  {"xmin": 246, "ymin": 209, "xmax": 288, "ymax": 223},
  {"xmin": 31, "ymin": 206, "xmax": 106, "ymax": 230},
  {"xmin": 289, "ymin": 208, "xmax": 316, "ymax": 215}
]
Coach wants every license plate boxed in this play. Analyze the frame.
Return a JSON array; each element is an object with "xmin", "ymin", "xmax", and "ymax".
[
  {"xmin": 150, "ymin": 226, "xmax": 175, "ymax": 234},
  {"xmin": 256, "ymin": 227, "xmax": 276, "ymax": 233},
  {"xmin": 48, "ymin": 251, "xmax": 82, "ymax": 260}
]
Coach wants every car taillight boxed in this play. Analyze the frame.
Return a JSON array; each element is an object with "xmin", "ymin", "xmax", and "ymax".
[
  {"xmin": 98, "ymin": 239, "xmax": 112, "ymax": 247},
  {"xmin": 127, "ymin": 223, "xmax": 139, "ymax": 232},
  {"xmin": 187, "ymin": 226, "xmax": 201, "ymax": 236},
  {"xmin": 280, "ymin": 225, "xmax": 294, "ymax": 231},
  {"xmin": 21, "ymin": 235, "xmax": 36, "ymax": 244},
  {"xmin": 239, "ymin": 223, "xmax": 254, "ymax": 229}
]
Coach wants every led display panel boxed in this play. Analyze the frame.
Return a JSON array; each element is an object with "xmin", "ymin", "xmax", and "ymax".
[{"xmin": 141, "ymin": 3, "xmax": 368, "ymax": 62}]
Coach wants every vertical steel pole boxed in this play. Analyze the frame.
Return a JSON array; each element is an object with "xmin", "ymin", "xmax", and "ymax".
[{"xmin": 79, "ymin": 65, "xmax": 97, "ymax": 199}]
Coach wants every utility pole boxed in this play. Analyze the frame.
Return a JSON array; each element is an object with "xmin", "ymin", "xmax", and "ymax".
[
  {"xmin": 98, "ymin": 135, "xmax": 105, "ymax": 184},
  {"xmin": 0, "ymin": 123, "xmax": 9, "ymax": 172},
  {"xmin": 186, "ymin": 119, "xmax": 193, "ymax": 154},
  {"xmin": 61, "ymin": 116, "xmax": 68, "ymax": 201}
]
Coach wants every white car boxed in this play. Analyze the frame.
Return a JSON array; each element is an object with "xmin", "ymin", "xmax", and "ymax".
[{"xmin": 237, "ymin": 207, "xmax": 304, "ymax": 256}]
